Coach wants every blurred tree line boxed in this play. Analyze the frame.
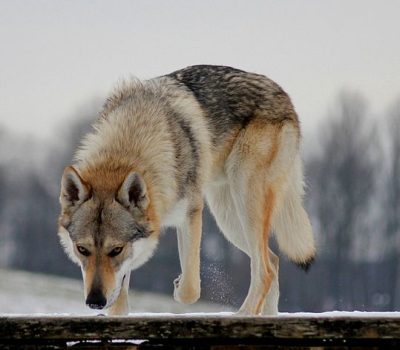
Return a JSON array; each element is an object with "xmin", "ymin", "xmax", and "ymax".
[{"xmin": 0, "ymin": 91, "xmax": 399, "ymax": 312}]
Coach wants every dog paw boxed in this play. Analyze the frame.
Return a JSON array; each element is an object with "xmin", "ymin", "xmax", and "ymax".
[{"xmin": 173, "ymin": 275, "xmax": 200, "ymax": 304}]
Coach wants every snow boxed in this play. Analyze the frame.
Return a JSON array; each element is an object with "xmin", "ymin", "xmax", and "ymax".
[
  {"xmin": 1, "ymin": 269, "xmax": 399, "ymax": 318},
  {"xmin": 279, "ymin": 311, "xmax": 400, "ymax": 318},
  {"xmin": 3, "ymin": 311, "xmax": 400, "ymax": 318},
  {"xmin": 120, "ymin": 311, "xmax": 400, "ymax": 318},
  {"xmin": 0, "ymin": 268, "xmax": 230, "ymax": 315}
]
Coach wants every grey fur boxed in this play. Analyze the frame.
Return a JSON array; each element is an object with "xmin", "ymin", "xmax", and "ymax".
[
  {"xmin": 164, "ymin": 109, "xmax": 200, "ymax": 198},
  {"xmin": 167, "ymin": 65, "xmax": 298, "ymax": 145},
  {"xmin": 59, "ymin": 65, "xmax": 315, "ymax": 316}
]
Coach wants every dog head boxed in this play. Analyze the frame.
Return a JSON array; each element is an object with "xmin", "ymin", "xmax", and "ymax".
[{"xmin": 58, "ymin": 166, "xmax": 159, "ymax": 310}]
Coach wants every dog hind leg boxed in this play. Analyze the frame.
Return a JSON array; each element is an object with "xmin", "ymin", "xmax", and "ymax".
[
  {"xmin": 224, "ymin": 122, "xmax": 296, "ymax": 315},
  {"xmin": 231, "ymin": 183, "xmax": 276, "ymax": 315},
  {"xmin": 262, "ymin": 249, "xmax": 279, "ymax": 315},
  {"xmin": 206, "ymin": 180, "xmax": 279, "ymax": 315}
]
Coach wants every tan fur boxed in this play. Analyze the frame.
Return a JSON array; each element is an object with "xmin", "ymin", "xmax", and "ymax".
[
  {"xmin": 206, "ymin": 118, "xmax": 314, "ymax": 315},
  {"xmin": 255, "ymin": 187, "xmax": 275, "ymax": 314},
  {"xmin": 174, "ymin": 200, "xmax": 203, "ymax": 304},
  {"xmin": 83, "ymin": 256, "xmax": 96, "ymax": 298},
  {"xmin": 101, "ymin": 257, "xmax": 116, "ymax": 298},
  {"xmin": 58, "ymin": 68, "xmax": 315, "ymax": 316},
  {"xmin": 108, "ymin": 272, "xmax": 130, "ymax": 316}
]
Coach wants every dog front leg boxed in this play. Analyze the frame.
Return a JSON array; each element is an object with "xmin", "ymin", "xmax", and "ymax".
[
  {"xmin": 174, "ymin": 203, "xmax": 203, "ymax": 304},
  {"xmin": 108, "ymin": 271, "xmax": 131, "ymax": 316}
]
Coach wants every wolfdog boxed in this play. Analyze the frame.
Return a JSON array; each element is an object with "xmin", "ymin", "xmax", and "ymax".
[{"xmin": 58, "ymin": 65, "xmax": 315, "ymax": 315}]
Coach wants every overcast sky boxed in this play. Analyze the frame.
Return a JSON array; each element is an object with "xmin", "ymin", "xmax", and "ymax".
[{"xmin": 0, "ymin": 0, "xmax": 399, "ymax": 141}]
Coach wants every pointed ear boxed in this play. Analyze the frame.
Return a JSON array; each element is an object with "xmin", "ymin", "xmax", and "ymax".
[
  {"xmin": 60, "ymin": 166, "xmax": 91, "ymax": 207},
  {"xmin": 117, "ymin": 172, "xmax": 149, "ymax": 211}
]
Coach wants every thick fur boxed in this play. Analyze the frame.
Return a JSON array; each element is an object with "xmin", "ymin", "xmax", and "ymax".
[{"xmin": 58, "ymin": 65, "xmax": 315, "ymax": 316}]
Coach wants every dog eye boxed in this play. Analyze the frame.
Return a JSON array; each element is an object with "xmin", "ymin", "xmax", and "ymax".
[
  {"xmin": 77, "ymin": 245, "xmax": 91, "ymax": 257},
  {"xmin": 108, "ymin": 246, "xmax": 123, "ymax": 257}
]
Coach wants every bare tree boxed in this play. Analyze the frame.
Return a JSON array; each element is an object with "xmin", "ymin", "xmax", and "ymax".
[
  {"xmin": 384, "ymin": 98, "xmax": 400, "ymax": 308},
  {"xmin": 0, "ymin": 160, "xmax": 8, "ymax": 267},
  {"xmin": 3, "ymin": 100, "xmax": 101, "ymax": 276},
  {"xmin": 307, "ymin": 91, "xmax": 380, "ymax": 309}
]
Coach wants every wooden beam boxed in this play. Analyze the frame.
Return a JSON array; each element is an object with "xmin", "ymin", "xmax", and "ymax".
[{"xmin": 1, "ymin": 315, "xmax": 400, "ymax": 348}]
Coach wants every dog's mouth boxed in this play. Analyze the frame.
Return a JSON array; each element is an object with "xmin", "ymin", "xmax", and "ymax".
[
  {"xmin": 105, "ymin": 274, "xmax": 127, "ymax": 309},
  {"xmin": 91, "ymin": 273, "xmax": 128, "ymax": 311}
]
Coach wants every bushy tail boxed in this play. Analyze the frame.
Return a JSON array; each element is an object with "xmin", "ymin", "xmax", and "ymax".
[{"xmin": 272, "ymin": 156, "xmax": 315, "ymax": 270}]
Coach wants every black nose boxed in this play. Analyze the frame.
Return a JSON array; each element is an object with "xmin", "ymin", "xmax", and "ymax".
[{"xmin": 86, "ymin": 289, "xmax": 107, "ymax": 309}]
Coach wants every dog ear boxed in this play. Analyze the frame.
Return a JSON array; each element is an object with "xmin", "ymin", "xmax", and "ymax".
[
  {"xmin": 60, "ymin": 166, "xmax": 91, "ymax": 207},
  {"xmin": 117, "ymin": 172, "xmax": 149, "ymax": 212}
]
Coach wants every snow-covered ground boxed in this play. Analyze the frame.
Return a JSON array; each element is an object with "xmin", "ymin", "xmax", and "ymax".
[
  {"xmin": 1, "ymin": 269, "xmax": 400, "ymax": 318},
  {"xmin": 0, "ymin": 269, "xmax": 231, "ymax": 315}
]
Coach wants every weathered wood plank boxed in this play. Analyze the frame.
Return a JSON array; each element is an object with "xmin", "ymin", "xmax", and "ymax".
[{"xmin": 1, "ymin": 315, "xmax": 400, "ymax": 348}]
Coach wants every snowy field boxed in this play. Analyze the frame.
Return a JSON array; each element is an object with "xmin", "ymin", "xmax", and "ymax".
[
  {"xmin": 0, "ymin": 269, "xmax": 230, "ymax": 315},
  {"xmin": 1, "ymin": 269, "xmax": 400, "ymax": 318}
]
